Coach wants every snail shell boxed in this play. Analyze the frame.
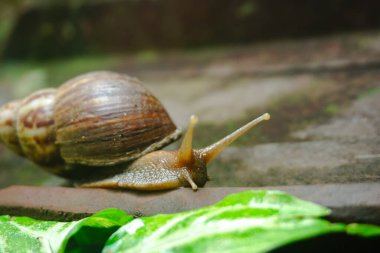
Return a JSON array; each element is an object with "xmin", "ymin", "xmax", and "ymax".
[
  {"xmin": 0, "ymin": 71, "xmax": 271, "ymax": 191},
  {"xmin": 0, "ymin": 71, "xmax": 181, "ymax": 177}
]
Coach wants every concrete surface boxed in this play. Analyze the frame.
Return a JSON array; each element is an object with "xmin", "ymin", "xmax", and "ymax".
[
  {"xmin": 0, "ymin": 183, "xmax": 378, "ymax": 224},
  {"xmin": 0, "ymin": 33, "xmax": 379, "ymax": 220}
]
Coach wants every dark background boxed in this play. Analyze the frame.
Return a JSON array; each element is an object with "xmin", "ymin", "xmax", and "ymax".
[{"xmin": 2, "ymin": 0, "xmax": 380, "ymax": 59}]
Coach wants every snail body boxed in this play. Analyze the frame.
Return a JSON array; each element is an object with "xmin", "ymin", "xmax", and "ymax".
[{"xmin": 0, "ymin": 71, "xmax": 270, "ymax": 191}]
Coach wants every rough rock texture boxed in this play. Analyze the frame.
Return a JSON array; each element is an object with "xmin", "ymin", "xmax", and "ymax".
[
  {"xmin": 292, "ymin": 92, "xmax": 380, "ymax": 141},
  {"xmin": 206, "ymin": 92, "xmax": 380, "ymax": 186},
  {"xmin": 1, "ymin": 32, "xmax": 379, "ymax": 189},
  {"xmin": 207, "ymin": 140, "xmax": 379, "ymax": 186},
  {"xmin": 207, "ymin": 90, "xmax": 380, "ymax": 187},
  {"xmin": 149, "ymin": 75, "xmax": 314, "ymax": 125}
]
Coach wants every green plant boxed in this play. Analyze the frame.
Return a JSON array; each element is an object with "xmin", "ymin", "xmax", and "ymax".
[{"xmin": 0, "ymin": 190, "xmax": 379, "ymax": 253}]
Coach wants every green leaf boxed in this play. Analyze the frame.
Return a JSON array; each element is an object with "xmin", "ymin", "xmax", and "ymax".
[
  {"xmin": 103, "ymin": 190, "xmax": 340, "ymax": 253},
  {"xmin": 346, "ymin": 223, "xmax": 380, "ymax": 237},
  {"xmin": 1, "ymin": 190, "xmax": 379, "ymax": 253},
  {"xmin": 0, "ymin": 208, "xmax": 132, "ymax": 253},
  {"xmin": 214, "ymin": 190, "xmax": 330, "ymax": 217}
]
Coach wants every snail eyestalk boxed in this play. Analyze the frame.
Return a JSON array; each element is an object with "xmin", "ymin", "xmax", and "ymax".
[
  {"xmin": 200, "ymin": 113, "xmax": 271, "ymax": 164},
  {"xmin": 181, "ymin": 169, "xmax": 198, "ymax": 190},
  {"xmin": 178, "ymin": 115, "xmax": 198, "ymax": 165}
]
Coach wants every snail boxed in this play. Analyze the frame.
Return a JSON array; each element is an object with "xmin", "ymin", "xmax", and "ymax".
[{"xmin": 0, "ymin": 71, "xmax": 270, "ymax": 191}]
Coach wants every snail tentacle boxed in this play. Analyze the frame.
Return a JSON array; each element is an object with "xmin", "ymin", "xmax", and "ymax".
[
  {"xmin": 199, "ymin": 113, "xmax": 271, "ymax": 164},
  {"xmin": 177, "ymin": 115, "xmax": 198, "ymax": 166},
  {"xmin": 180, "ymin": 168, "xmax": 198, "ymax": 191}
]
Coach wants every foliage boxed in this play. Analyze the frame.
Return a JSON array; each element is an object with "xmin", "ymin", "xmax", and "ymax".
[
  {"xmin": 0, "ymin": 208, "xmax": 132, "ymax": 253},
  {"xmin": 0, "ymin": 190, "xmax": 379, "ymax": 253}
]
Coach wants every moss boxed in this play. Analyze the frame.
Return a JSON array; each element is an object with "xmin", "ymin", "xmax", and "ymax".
[
  {"xmin": 194, "ymin": 72, "xmax": 380, "ymax": 147},
  {"xmin": 358, "ymin": 87, "xmax": 380, "ymax": 100},
  {"xmin": 236, "ymin": 1, "xmax": 256, "ymax": 18},
  {"xmin": 42, "ymin": 55, "xmax": 123, "ymax": 85},
  {"xmin": 0, "ymin": 55, "xmax": 122, "ymax": 90},
  {"xmin": 324, "ymin": 103, "xmax": 341, "ymax": 115},
  {"xmin": 136, "ymin": 50, "xmax": 159, "ymax": 64}
]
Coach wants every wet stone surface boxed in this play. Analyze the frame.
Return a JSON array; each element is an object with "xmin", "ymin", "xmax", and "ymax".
[
  {"xmin": 0, "ymin": 32, "xmax": 379, "ymax": 189},
  {"xmin": 207, "ymin": 92, "xmax": 380, "ymax": 187}
]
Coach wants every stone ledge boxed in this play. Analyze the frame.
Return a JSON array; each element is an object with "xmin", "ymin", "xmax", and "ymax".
[{"xmin": 0, "ymin": 183, "xmax": 379, "ymax": 224}]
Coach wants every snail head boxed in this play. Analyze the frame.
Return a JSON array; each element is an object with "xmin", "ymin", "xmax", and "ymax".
[{"xmin": 176, "ymin": 113, "xmax": 271, "ymax": 190}]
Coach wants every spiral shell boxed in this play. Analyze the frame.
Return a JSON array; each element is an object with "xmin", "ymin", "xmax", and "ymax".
[
  {"xmin": 54, "ymin": 71, "xmax": 180, "ymax": 166},
  {"xmin": 16, "ymin": 89, "xmax": 63, "ymax": 168},
  {"xmin": 0, "ymin": 99, "xmax": 24, "ymax": 156},
  {"xmin": 0, "ymin": 71, "xmax": 181, "ymax": 177}
]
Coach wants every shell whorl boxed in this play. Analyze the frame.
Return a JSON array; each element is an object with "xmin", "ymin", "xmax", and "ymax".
[
  {"xmin": 0, "ymin": 71, "xmax": 181, "ymax": 178},
  {"xmin": 54, "ymin": 71, "xmax": 180, "ymax": 166},
  {"xmin": 16, "ymin": 89, "xmax": 63, "ymax": 168},
  {"xmin": 0, "ymin": 89, "xmax": 63, "ymax": 171},
  {"xmin": 0, "ymin": 99, "xmax": 24, "ymax": 156}
]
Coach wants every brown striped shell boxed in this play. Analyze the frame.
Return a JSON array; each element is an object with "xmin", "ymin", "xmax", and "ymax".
[
  {"xmin": 0, "ymin": 99, "xmax": 24, "ymax": 156},
  {"xmin": 0, "ymin": 71, "xmax": 181, "ymax": 178}
]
